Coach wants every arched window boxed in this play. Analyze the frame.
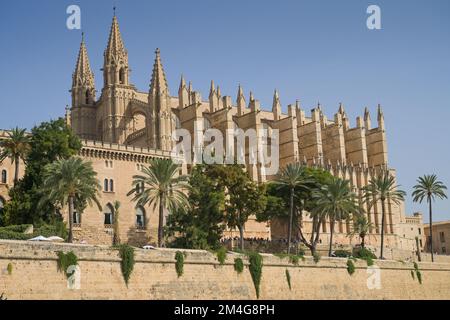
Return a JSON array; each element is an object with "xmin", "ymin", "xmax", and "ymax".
[
  {"xmin": 73, "ymin": 210, "xmax": 81, "ymax": 224},
  {"xmin": 135, "ymin": 182, "xmax": 144, "ymax": 194},
  {"xmin": 1, "ymin": 170, "xmax": 6, "ymax": 184},
  {"xmin": 136, "ymin": 206, "xmax": 146, "ymax": 229},
  {"xmin": 109, "ymin": 179, "xmax": 114, "ymax": 192},
  {"xmin": 104, "ymin": 179, "xmax": 109, "ymax": 192},
  {"xmin": 85, "ymin": 90, "xmax": 90, "ymax": 104},
  {"xmin": 119, "ymin": 68, "xmax": 125, "ymax": 84},
  {"xmin": 104, "ymin": 204, "xmax": 114, "ymax": 226}
]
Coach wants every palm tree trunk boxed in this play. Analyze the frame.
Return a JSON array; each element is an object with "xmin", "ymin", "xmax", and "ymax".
[
  {"xmin": 361, "ymin": 233, "xmax": 365, "ymax": 248},
  {"xmin": 113, "ymin": 210, "xmax": 120, "ymax": 246},
  {"xmin": 158, "ymin": 195, "xmax": 165, "ymax": 247},
  {"xmin": 287, "ymin": 187, "xmax": 294, "ymax": 255},
  {"xmin": 14, "ymin": 156, "xmax": 19, "ymax": 186},
  {"xmin": 329, "ymin": 219, "xmax": 335, "ymax": 257},
  {"xmin": 68, "ymin": 196, "xmax": 74, "ymax": 243},
  {"xmin": 380, "ymin": 199, "xmax": 386, "ymax": 259},
  {"xmin": 238, "ymin": 224, "xmax": 244, "ymax": 251},
  {"xmin": 429, "ymin": 196, "xmax": 434, "ymax": 262}
]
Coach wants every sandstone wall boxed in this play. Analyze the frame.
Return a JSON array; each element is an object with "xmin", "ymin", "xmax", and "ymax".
[{"xmin": 0, "ymin": 240, "xmax": 450, "ymax": 300}]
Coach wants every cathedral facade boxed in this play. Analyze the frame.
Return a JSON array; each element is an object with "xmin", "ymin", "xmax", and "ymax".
[{"xmin": 0, "ymin": 14, "xmax": 424, "ymax": 252}]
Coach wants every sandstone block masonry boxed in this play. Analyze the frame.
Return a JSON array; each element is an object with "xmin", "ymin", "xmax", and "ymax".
[{"xmin": 0, "ymin": 240, "xmax": 450, "ymax": 300}]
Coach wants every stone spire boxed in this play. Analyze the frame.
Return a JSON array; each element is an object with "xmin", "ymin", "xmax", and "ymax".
[
  {"xmin": 364, "ymin": 107, "xmax": 371, "ymax": 130},
  {"xmin": 71, "ymin": 32, "xmax": 95, "ymax": 108},
  {"xmin": 237, "ymin": 84, "xmax": 246, "ymax": 116},
  {"xmin": 103, "ymin": 13, "xmax": 129, "ymax": 86},
  {"xmin": 272, "ymin": 89, "xmax": 281, "ymax": 121},
  {"xmin": 72, "ymin": 32, "xmax": 94, "ymax": 89},
  {"xmin": 178, "ymin": 74, "xmax": 189, "ymax": 108},
  {"xmin": 149, "ymin": 48, "xmax": 169, "ymax": 95},
  {"xmin": 105, "ymin": 14, "xmax": 126, "ymax": 61},
  {"xmin": 148, "ymin": 48, "xmax": 172, "ymax": 151},
  {"xmin": 338, "ymin": 103, "xmax": 349, "ymax": 130},
  {"xmin": 377, "ymin": 104, "xmax": 384, "ymax": 129}
]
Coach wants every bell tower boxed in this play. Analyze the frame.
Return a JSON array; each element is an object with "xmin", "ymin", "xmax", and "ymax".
[{"xmin": 70, "ymin": 32, "xmax": 96, "ymax": 140}]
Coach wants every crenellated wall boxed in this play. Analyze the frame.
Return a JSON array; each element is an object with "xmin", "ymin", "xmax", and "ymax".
[{"xmin": 1, "ymin": 240, "xmax": 450, "ymax": 300}]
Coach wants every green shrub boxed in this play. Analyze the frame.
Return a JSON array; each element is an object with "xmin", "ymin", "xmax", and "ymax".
[
  {"xmin": 313, "ymin": 252, "xmax": 321, "ymax": 263},
  {"xmin": 56, "ymin": 251, "xmax": 78, "ymax": 278},
  {"xmin": 0, "ymin": 223, "xmax": 67, "ymax": 241},
  {"xmin": 298, "ymin": 247, "xmax": 306, "ymax": 256},
  {"xmin": 234, "ymin": 258, "xmax": 244, "ymax": 274},
  {"xmin": 248, "ymin": 252, "xmax": 263, "ymax": 298},
  {"xmin": 175, "ymin": 251, "xmax": 185, "ymax": 278},
  {"xmin": 0, "ymin": 224, "xmax": 32, "ymax": 233},
  {"xmin": 289, "ymin": 255, "xmax": 300, "ymax": 266},
  {"xmin": 285, "ymin": 269, "xmax": 292, "ymax": 290},
  {"xmin": 0, "ymin": 230, "xmax": 30, "ymax": 240},
  {"xmin": 334, "ymin": 250, "xmax": 352, "ymax": 258},
  {"xmin": 346, "ymin": 259, "xmax": 355, "ymax": 275},
  {"xmin": 216, "ymin": 247, "xmax": 227, "ymax": 265},
  {"xmin": 7, "ymin": 263, "xmax": 13, "ymax": 275},
  {"xmin": 353, "ymin": 247, "xmax": 376, "ymax": 266},
  {"xmin": 118, "ymin": 244, "xmax": 135, "ymax": 286}
]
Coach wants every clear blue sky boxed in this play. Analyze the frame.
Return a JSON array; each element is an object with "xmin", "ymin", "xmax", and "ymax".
[{"xmin": 0, "ymin": 0, "xmax": 449, "ymax": 221}]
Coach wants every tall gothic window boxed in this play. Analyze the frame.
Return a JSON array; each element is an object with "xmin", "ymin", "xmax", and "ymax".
[
  {"xmin": 104, "ymin": 179, "xmax": 109, "ymax": 192},
  {"xmin": 73, "ymin": 210, "xmax": 81, "ymax": 224},
  {"xmin": 104, "ymin": 204, "xmax": 114, "ymax": 226},
  {"xmin": 119, "ymin": 68, "xmax": 125, "ymax": 84},
  {"xmin": 109, "ymin": 179, "xmax": 114, "ymax": 192},
  {"xmin": 136, "ymin": 206, "xmax": 146, "ymax": 229},
  {"xmin": 1, "ymin": 170, "xmax": 7, "ymax": 184}
]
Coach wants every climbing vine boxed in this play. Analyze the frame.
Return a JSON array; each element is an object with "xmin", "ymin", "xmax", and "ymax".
[
  {"xmin": 56, "ymin": 251, "xmax": 78, "ymax": 279},
  {"xmin": 175, "ymin": 251, "xmax": 185, "ymax": 278},
  {"xmin": 216, "ymin": 247, "xmax": 227, "ymax": 265},
  {"xmin": 7, "ymin": 263, "xmax": 13, "ymax": 275},
  {"xmin": 413, "ymin": 262, "xmax": 422, "ymax": 284},
  {"xmin": 346, "ymin": 259, "xmax": 355, "ymax": 275},
  {"xmin": 285, "ymin": 269, "xmax": 292, "ymax": 290},
  {"xmin": 118, "ymin": 244, "xmax": 135, "ymax": 286},
  {"xmin": 234, "ymin": 258, "xmax": 244, "ymax": 274},
  {"xmin": 248, "ymin": 252, "xmax": 263, "ymax": 298}
]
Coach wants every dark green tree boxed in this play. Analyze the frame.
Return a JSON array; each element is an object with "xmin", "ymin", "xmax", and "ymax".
[
  {"xmin": 205, "ymin": 164, "xmax": 267, "ymax": 251},
  {"xmin": 165, "ymin": 165, "xmax": 226, "ymax": 250},
  {"xmin": 3, "ymin": 118, "xmax": 81, "ymax": 225}
]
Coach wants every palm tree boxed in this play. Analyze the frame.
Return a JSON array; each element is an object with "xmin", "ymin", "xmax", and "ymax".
[
  {"xmin": 312, "ymin": 177, "xmax": 359, "ymax": 256},
  {"xmin": 412, "ymin": 174, "xmax": 447, "ymax": 262},
  {"xmin": 274, "ymin": 162, "xmax": 311, "ymax": 254},
  {"xmin": 112, "ymin": 200, "xmax": 121, "ymax": 246},
  {"xmin": 127, "ymin": 158, "xmax": 189, "ymax": 247},
  {"xmin": 39, "ymin": 157, "xmax": 101, "ymax": 243},
  {"xmin": 349, "ymin": 212, "xmax": 373, "ymax": 248},
  {"xmin": 0, "ymin": 127, "xmax": 30, "ymax": 185},
  {"xmin": 363, "ymin": 170, "xmax": 406, "ymax": 259}
]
